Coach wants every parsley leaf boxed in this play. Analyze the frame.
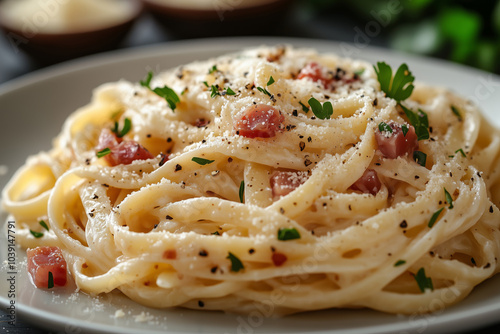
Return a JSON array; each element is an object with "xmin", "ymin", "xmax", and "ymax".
[
  {"xmin": 267, "ymin": 76, "xmax": 275, "ymax": 86},
  {"xmin": 112, "ymin": 118, "xmax": 132, "ymax": 138},
  {"xmin": 30, "ymin": 230, "xmax": 44, "ymax": 238},
  {"xmin": 374, "ymin": 62, "xmax": 415, "ymax": 102},
  {"xmin": 455, "ymin": 148, "xmax": 466, "ymax": 157},
  {"xmin": 451, "ymin": 106, "xmax": 462, "ymax": 121},
  {"xmin": 209, "ymin": 65, "xmax": 218, "ymax": 74},
  {"xmin": 413, "ymin": 151, "xmax": 427, "ymax": 167},
  {"xmin": 39, "ymin": 220, "xmax": 49, "ymax": 231},
  {"xmin": 224, "ymin": 87, "xmax": 236, "ymax": 96},
  {"xmin": 428, "ymin": 208, "xmax": 444, "ymax": 228},
  {"xmin": 153, "ymin": 86, "xmax": 180, "ymax": 111},
  {"xmin": 394, "ymin": 260, "xmax": 406, "ymax": 267},
  {"xmin": 354, "ymin": 68, "xmax": 365, "ymax": 76},
  {"xmin": 308, "ymin": 97, "xmax": 333, "ymax": 120},
  {"xmin": 402, "ymin": 124, "xmax": 409, "ymax": 136},
  {"xmin": 444, "ymin": 188, "xmax": 454, "ymax": 209},
  {"xmin": 239, "ymin": 180, "xmax": 245, "ymax": 203},
  {"xmin": 192, "ymin": 157, "xmax": 215, "ymax": 165},
  {"xmin": 257, "ymin": 86, "xmax": 272, "ymax": 97},
  {"xmin": 414, "ymin": 268, "xmax": 434, "ymax": 292},
  {"xmin": 227, "ymin": 252, "xmax": 244, "ymax": 272},
  {"xmin": 212, "ymin": 231, "xmax": 220, "ymax": 236},
  {"xmin": 140, "ymin": 71, "xmax": 153, "ymax": 88},
  {"xmin": 277, "ymin": 228, "xmax": 301, "ymax": 241},
  {"xmin": 48, "ymin": 271, "xmax": 54, "ymax": 289},
  {"xmin": 378, "ymin": 121, "xmax": 393, "ymax": 133},
  {"xmin": 299, "ymin": 101, "xmax": 309, "ymax": 113},
  {"xmin": 96, "ymin": 148, "xmax": 111, "ymax": 158},
  {"xmin": 400, "ymin": 104, "xmax": 429, "ymax": 140}
]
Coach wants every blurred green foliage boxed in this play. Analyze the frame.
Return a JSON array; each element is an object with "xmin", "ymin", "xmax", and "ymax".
[{"xmin": 307, "ymin": 0, "xmax": 500, "ymax": 73}]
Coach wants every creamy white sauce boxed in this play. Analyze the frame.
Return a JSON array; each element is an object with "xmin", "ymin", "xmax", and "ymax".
[{"xmin": 0, "ymin": 0, "xmax": 137, "ymax": 33}]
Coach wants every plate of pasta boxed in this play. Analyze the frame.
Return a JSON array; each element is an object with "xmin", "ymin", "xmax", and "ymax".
[{"xmin": 1, "ymin": 37, "xmax": 500, "ymax": 334}]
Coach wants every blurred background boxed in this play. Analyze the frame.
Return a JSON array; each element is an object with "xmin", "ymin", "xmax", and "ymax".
[
  {"xmin": 1, "ymin": 0, "xmax": 500, "ymax": 85},
  {"xmin": 1, "ymin": 0, "xmax": 500, "ymax": 333}
]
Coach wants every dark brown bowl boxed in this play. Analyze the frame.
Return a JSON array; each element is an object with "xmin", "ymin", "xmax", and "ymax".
[
  {"xmin": 0, "ymin": 0, "xmax": 143, "ymax": 64},
  {"xmin": 141, "ymin": 0, "xmax": 293, "ymax": 38}
]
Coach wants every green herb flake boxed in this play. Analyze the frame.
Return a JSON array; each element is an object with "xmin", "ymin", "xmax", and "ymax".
[
  {"xmin": 428, "ymin": 208, "xmax": 444, "ymax": 228},
  {"xmin": 224, "ymin": 87, "xmax": 236, "ymax": 96},
  {"xmin": 227, "ymin": 252, "xmax": 244, "ymax": 272},
  {"xmin": 239, "ymin": 180, "xmax": 245, "ymax": 203},
  {"xmin": 267, "ymin": 76, "xmax": 275, "ymax": 86},
  {"xmin": 402, "ymin": 124, "xmax": 409, "ymax": 136},
  {"xmin": 192, "ymin": 157, "xmax": 215, "ymax": 165},
  {"xmin": 140, "ymin": 71, "xmax": 153, "ymax": 88},
  {"xmin": 212, "ymin": 231, "xmax": 220, "ymax": 236},
  {"xmin": 48, "ymin": 271, "xmax": 54, "ymax": 289},
  {"xmin": 378, "ymin": 121, "xmax": 393, "ymax": 133},
  {"xmin": 400, "ymin": 104, "xmax": 429, "ymax": 141},
  {"xmin": 444, "ymin": 188, "xmax": 454, "ymax": 209},
  {"xmin": 299, "ymin": 101, "xmax": 309, "ymax": 113},
  {"xmin": 96, "ymin": 148, "xmax": 112, "ymax": 158},
  {"xmin": 451, "ymin": 106, "xmax": 462, "ymax": 121},
  {"xmin": 354, "ymin": 68, "xmax": 365, "ymax": 76},
  {"xmin": 153, "ymin": 86, "xmax": 180, "ymax": 111},
  {"xmin": 394, "ymin": 260, "xmax": 406, "ymax": 267},
  {"xmin": 413, "ymin": 151, "xmax": 427, "ymax": 167},
  {"xmin": 209, "ymin": 65, "xmax": 218, "ymax": 74},
  {"xmin": 257, "ymin": 86, "xmax": 272, "ymax": 97},
  {"xmin": 414, "ymin": 267, "xmax": 434, "ymax": 293},
  {"xmin": 210, "ymin": 85, "xmax": 220, "ymax": 98},
  {"xmin": 277, "ymin": 228, "xmax": 301, "ymax": 241},
  {"xmin": 112, "ymin": 118, "xmax": 132, "ymax": 138},
  {"xmin": 202, "ymin": 81, "xmax": 209, "ymax": 87},
  {"xmin": 30, "ymin": 230, "xmax": 44, "ymax": 238},
  {"xmin": 455, "ymin": 148, "xmax": 466, "ymax": 157},
  {"xmin": 374, "ymin": 62, "xmax": 415, "ymax": 102},
  {"xmin": 308, "ymin": 97, "xmax": 333, "ymax": 120},
  {"xmin": 39, "ymin": 220, "xmax": 49, "ymax": 231}
]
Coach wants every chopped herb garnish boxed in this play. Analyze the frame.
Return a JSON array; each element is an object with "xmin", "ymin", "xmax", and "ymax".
[
  {"xmin": 112, "ymin": 118, "xmax": 132, "ymax": 138},
  {"xmin": 210, "ymin": 85, "xmax": 219, "ymax": 98},
  {"xmin": 140, "ymin": 72, "xmax": 180, "ymax": 111},
  {"xmin": 192, "ymin": 157, "xmax": 215, "ymax": 165},
  {"xmin": 30, "ymin": 230, "xmax": 44, "ymax": 238},
  {"xmin": 402, "ymin": 124, "xmax": 409, "ymax": 136},
  {"xmin": 140, "ymin": 71, "xmax": 153, "ymax": 88},
  {"xmin": 455, "ymin": 148, "xmax": 466, "ymax": 157},
  {"xmin": 354, "ymin": 68, "xmax": 365, "ymax": 76},
  {"xmin": 413, "ymin": 151, "xmax": 427, "ymax": 167},
  {"xmin": 444, "ymin": 188, "xmax": 454, "ymax": 209},
  {"xmin": 202, "ymin": 81, "xmax": 209, "ymax": 87},
  {"xmin": 153, "ymin": 86, "xmax": 180, "ymax": 111},
  {"xmin": 299, "ymin": 101, "xmax": 309, "ymax": 113},
  {"xmin": 267, "ymin": 76, "xmax": 275, "ymax": 86},
  {"xmin": 414, "ymin": 267, "xmax": 434, "ymax": 292},
  {"xmin": 39, "ymin": 220, "xmax": 49, "ymax": 231},
  {"xmin": 308, "ymin": 97, "xmax": 333, "ymax": 120},
  {"xmin": 227, "ymin": 252, "xmax": 244, "ymax": 272},
  {"xmin": 239, "ymin": 180, "xmax": 244, "ymax": 203},
  {"xmin": 378, "ymin": 121, "xmax": 393, "ymax": 133},
  {"xmin": 48, "ymin": 271, "xmax": 54, "ymax": 289},
  {"xmin": 224, "ymin": 87, "xmax": 236, "ymax": 96},
  {"xmin": 96, "ymin": 148, "xmax": 112, "ymax": 158},
  {"xmin": 451, "ymin": 105, "xmax": 462, "ymax": 121},
  {"xmin": 209, "ymin": 65, "xmax": 218, "ymax": 74},
  {"xmin": 394, "ymin": 260, "xmax": 406, "ymax": 267},
  {"xmin": 400, "ymin": 104, "xmax": 429, "ymax": 141},
  {"xmin": 374, "ymin": 62, "xmax": 414, "ymax": 102},
  {"xmin": 212, "ymin": 231, "xmax": 220, "ymax": 236},
  {"xmin": 257, "ymin": 86, "xmax": 272, "ymax": 97},
  {"xmin": 277, "ymin": 228, "xmax": 301, "ymax": 241},
  {"xmin": 428, "ymin": 208, "xmax": 444, "ymax": 228},
  {"xmin": 209, "ymin": 85, "xmax": 235, "ymax": 98}
]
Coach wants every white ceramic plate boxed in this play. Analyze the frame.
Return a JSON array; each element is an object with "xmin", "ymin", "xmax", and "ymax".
[{"xmin": 1, "ymin": 37, "xmax": 500, "ymax": 334}]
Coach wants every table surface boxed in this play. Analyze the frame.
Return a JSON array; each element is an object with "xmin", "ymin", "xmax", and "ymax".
[{"xmin": 1, "ymin": 5, "xmax": 500, "ymax": 334}]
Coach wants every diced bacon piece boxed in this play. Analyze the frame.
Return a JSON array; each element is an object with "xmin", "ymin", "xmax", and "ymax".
[
  {"xmin": 27, "ymin": 246, "xmax": 67, "ymax": 288},
  {"xmin": 297, "ymin": 62, "xmax": 332, "ymax": 88},
  {"xmin": 96, "ymin": 128, "xmax": 153, "ymax": 166},
  {"xmin": 272, "ymin": 252, "xmax": 287, "ymax": 266},
  {"xmin": 270, "ymin": 171, "xmax": 308, "ymax": 198},
  {"xmin": 234, "ymin": 104, "xmax": 285, "ymax": 138},
  {"xmin": 375, "ymin": 122, "xmax": 418, "ymax": 159},
  {"xmin": 105, "ymin": 141, "xmax": 154, "ymax": 166},
  {"xmin": 350, "ymin": 169, "xmax": 382, "ymax": 196}
]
